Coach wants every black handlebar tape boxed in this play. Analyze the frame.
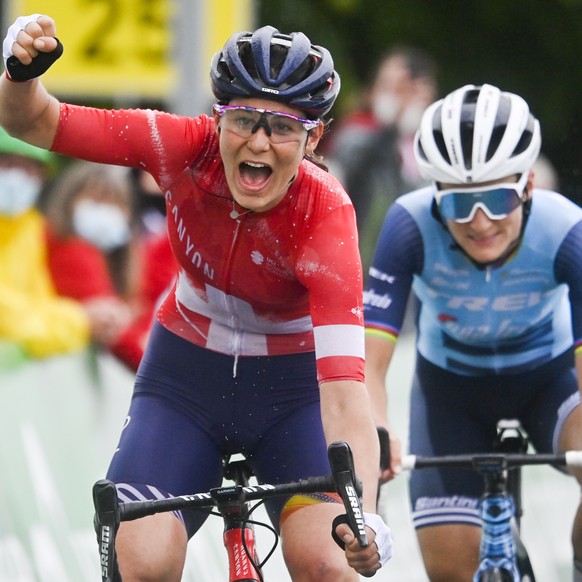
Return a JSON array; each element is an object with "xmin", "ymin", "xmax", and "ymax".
[
  {"xmin": 6, "ymin": 38, "xmax": 63, "ymax": 81},
  {"xmin": 93, "ymin": 479, "xmax": 121, "ymax": 582},
  {"xmin": 328, "ymin": 441, "xmax": 368, "ymax": 547}
]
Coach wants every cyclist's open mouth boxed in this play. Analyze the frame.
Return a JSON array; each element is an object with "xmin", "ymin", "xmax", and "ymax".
[{"xmin": 239, "ymin": 161, "xmax": 272, "ymax": 191}]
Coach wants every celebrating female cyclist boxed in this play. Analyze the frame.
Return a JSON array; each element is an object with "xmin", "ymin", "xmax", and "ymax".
[
  {"xmin": 364, "ymin": 83, "xmax": 582, "ymax": 581},
  {"xmin": 0, "ymin": 14, "xmax": 392, "ymax": 582}
]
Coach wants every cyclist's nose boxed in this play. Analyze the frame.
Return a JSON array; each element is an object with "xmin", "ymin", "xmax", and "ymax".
[
  {"xmin": 470, "ymin": 207, "xmax": 495, "ymax": 229},
  {"xmin": 246, "ymin": 126, "xmax": 271, "ymax": 151}
]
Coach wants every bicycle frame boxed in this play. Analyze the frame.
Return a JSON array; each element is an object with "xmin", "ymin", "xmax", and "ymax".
[
  {"xmin": 471, "ymin": 455, "xmax": 521, "ymax": 581},
  {"xmin": 401, "ymin": 450, "xmax": 582, "ymax": 582},
  {"xmin": 93, "ymin": 441, "xmax": 368, "ymax": 582}
]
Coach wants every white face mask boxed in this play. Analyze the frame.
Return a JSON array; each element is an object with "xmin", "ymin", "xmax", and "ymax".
[
  {"xmin": 397, "ymin": 102, "xmax": 426, "ymax": 136},
  {"xmin": 372, "ymin": 93, "xmax": 401, "ymax": 126},
  {"xmin": 73, "ymin": 200, "xmax": 131, "ymax": 251},
  {"xmin": 0, "ymin": 168, "xmax": 42, "ymax": 216}
]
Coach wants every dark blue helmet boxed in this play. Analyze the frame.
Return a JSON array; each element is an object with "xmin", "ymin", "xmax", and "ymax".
[{"xmin": 210, "ymin": 25, "xmax": 340, "ymax": 117}]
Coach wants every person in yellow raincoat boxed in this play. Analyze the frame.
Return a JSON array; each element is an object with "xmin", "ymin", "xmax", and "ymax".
[{"xmin": 0, "ymin": 127, "xmax": 89, "ymax": 366}]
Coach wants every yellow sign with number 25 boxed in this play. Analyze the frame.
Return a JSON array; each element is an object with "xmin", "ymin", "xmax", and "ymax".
[{"xmin": 8, "ymin": 0, "xmax": 177, "ymax": 98}]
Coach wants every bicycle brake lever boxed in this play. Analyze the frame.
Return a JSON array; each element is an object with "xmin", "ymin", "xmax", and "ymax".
[
  {"xmin": 93, "ymin": 479, "xmax": 121, "ymax": 582},
  {"xmin": 328, "ymin": 441, "xmax": 368, "ymax": 548}
]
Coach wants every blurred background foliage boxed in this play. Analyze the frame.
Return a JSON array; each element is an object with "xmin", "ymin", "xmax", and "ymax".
[{"xmin": 258, "ymin": 0, "xmax": 582, "ymax": 202}]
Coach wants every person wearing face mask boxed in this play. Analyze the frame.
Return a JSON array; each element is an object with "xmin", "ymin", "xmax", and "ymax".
[
  {"xmin": 0, "ymin": 127, "xmax": 90, "ymax": 366},
  {"xmin": 43, "ymin": 159, "xmax": 157, "ymax": 371},
  {"xmin": 324, "ymin": 46, "xmax": 439, "ymax": 271}
]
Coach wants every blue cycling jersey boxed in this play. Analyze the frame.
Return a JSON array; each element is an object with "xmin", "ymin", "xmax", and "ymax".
[{"xmin": 364, "ymin": 187, "xmax": 582, "ymax": 375}]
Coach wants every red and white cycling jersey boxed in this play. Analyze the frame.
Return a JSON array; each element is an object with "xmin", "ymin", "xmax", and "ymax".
[{"xmin": 52, "ymin": 104, "xmax": 364, "ymax": 382}]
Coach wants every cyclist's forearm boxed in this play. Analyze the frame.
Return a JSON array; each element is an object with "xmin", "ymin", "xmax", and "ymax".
[
  {"xmin": 320, "ymin": 379, "xmax": 380, "ymax": 512},
  {"xmin": 0, "ymin": 75, "xmax": 59, "ymax": 148},
  {"xmin": 367, "ymin": 376, "xmax": 389, "ymax": 428},
  {"xmin": 364, "ymin": 335, "xmax": 395, "ymax": 428}
]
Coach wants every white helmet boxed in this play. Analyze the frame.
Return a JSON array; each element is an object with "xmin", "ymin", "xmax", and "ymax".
[{"xmin": 414, "ymin": 84, "xmax": 541, "ymax": 184}]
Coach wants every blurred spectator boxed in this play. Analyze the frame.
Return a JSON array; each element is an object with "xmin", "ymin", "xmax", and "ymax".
[
  {"xmin": 43, "ymin": 160, "xmax": 176, "ymax": 371},
  {"xmin": 0, "ymin": 128, "xmax": 89, "ymax": 368},
  {"xmin": 324, "ymin": 46, "xmax": 439, "ymax": 268},
  {"xmin": 43, "ymin": 160, "xmax": 143, "ymax": 369}
]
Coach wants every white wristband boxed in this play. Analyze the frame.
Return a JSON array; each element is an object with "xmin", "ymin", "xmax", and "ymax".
[
  {"xmin": 364, "ymin": 512, "xmax": 393, "ymax": 566},
  {"xmin": 3, "ymin": 14, "xmax": 42, "ymax": 71}
]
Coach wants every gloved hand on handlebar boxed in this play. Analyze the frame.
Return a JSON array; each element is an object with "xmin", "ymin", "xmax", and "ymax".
[
  {"xmin": 3, "ymin": 14, "xmax": 63, "ymax": 81},
  {"xmin": 334, "ymin": 511, "xmax": 393, "ymax": 576}
]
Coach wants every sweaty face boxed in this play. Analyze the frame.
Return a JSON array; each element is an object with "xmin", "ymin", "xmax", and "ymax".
[
  {"xmin": 441, "ymin": 174, "xmax": 532, "ymax": 265},
  {"xmin": 214, "ymin": 98, "xmax": 323, "ymax": 212}
]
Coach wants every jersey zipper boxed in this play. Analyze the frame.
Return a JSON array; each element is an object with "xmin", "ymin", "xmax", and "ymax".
[{"xmin": 225, "ymin": 215, "xmax": 245, "ymax": 377}]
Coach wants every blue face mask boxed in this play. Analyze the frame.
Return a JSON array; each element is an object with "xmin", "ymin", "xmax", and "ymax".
[
  {"xmin": 0, "ymin": 168, "xmax": 42, "ymax": 216},
  {"xmin": 73, "ymin": 200, "xmax": 131, "ymax": 251}
]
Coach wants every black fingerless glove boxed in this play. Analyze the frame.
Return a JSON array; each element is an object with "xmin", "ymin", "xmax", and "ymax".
[{"xmin": 6, "ymin": 38, "xmax": 63, "ymax": 81}]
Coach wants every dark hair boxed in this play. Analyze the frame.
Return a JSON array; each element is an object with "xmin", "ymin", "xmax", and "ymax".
[{"xmin": 369, "ymin": 45, "xmax": 438, "ymax": 88}]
